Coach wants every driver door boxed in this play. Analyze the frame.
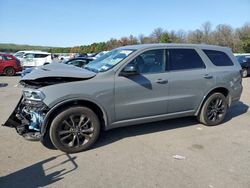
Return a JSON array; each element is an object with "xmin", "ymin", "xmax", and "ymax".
[{"xmin": 114, "ymin": 49, "xmax": 169, "ymax": 121}]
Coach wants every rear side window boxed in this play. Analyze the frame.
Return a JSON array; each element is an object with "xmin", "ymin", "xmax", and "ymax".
[
  {"xmin": 34, "ymin": 54, "xmax": 49, "ymax": 58},
  {"xmin": 168, "ymin": 49, "xmax": 205, "ymax": 71},
  {"xmin": 203, "ymin": 50, "xmax": 233, "ymax": 66}
]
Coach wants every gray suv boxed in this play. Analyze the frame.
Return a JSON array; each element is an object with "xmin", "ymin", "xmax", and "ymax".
[{"xmin": 3, "ymin": 44, "xmax": 243, "ymax": 153}]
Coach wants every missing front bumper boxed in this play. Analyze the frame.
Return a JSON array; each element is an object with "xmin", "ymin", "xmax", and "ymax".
[{"xmin": 2, "ymin": 97, "xmax": 49, "ymax": 141}]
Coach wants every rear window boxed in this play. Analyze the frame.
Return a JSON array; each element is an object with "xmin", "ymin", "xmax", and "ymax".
[
  {"xmin": 203, "ymin": 50, "xmax": 233, "ymax": 66},
  {"xmin": 168, "ymin": 49, "xmax": 206, "ymax": 71}
]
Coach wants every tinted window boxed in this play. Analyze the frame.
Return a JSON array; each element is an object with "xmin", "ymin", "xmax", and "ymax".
[
  {"xmin": 203, "ymin": 50, "xmax": 233, "ymax": 66},
  {"xmin": 128, "ymin": 49, "xmax": 165, "ymax": 74},
  {"xmin": 34, "ymin": 54, "xmax": 49, "ymax": 58},
  {"xmin": 168, "ymin": 49, "xmax": 205, "ymax": 71}
]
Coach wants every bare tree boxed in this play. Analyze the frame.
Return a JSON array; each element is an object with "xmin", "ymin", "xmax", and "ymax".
[
  {"xmin": 151, "ymin": 27, "xmax": 164, "ymax": 42},
  {"xmin": 187, "ymin": 29, "xmax": 203, "ymax": 43},
  {"xmin": 202, "ymin": 21, "xmax": 212, "ymax": 44}
]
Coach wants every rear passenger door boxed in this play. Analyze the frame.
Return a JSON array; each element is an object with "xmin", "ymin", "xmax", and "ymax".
[
  {"xmin": 167, "ymin": 48, "xmax": 215, "ymax": 114},
  {"xmin": 34, "ymin": 54, "xmax": 48, "ymax": 66}
]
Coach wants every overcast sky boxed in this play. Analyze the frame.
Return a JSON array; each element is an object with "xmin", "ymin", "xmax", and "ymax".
[{"xmin": 0, "ymin": 0, "xmax": 249, "ymax": 47}]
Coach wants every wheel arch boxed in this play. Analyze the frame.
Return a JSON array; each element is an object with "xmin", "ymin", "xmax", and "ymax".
[
  {"xmin": 41, "ymin": 99, "xmax": 108, "ymax": 135},
  {"xmin": 195, "ymin": 87, "xmax": 230, "ymax": 116}
]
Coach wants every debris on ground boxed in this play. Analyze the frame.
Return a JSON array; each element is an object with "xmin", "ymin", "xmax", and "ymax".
[{"xmin": 173, "ymin": 155, "xmax": 186, "ymax": 160}]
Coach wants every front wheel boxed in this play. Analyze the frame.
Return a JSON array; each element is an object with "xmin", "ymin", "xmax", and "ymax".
[
  {"xmin": 242, "ymin": 68, "xmax": 248, "ymax": 78},
  {"xmin": 49, "ymin": 106, "xmax": 100, "ymax": 153},
  {"xmin": 198, "ymin": 93, "xmax": 228, "ymax": 126}
]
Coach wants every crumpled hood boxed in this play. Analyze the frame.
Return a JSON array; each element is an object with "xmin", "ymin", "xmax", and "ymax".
[
  {"xmin": 20, "ymin": 63, "xmax": 97, "ymax": 88},
  {"xmin": 22, "ymin": 62, "xmax": 96, "ymax": 80}
]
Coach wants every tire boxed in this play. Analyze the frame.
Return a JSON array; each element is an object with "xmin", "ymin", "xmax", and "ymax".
[
  {"xmin": 49, "ymin": 106, "xmax": 100, "ymax": 153},
  {"xmin": 242, "ymin": 68, "xmax": 248, "ymax": 78},
  {"xmin": 40, "ymin": 130, "xmax": 56, "ymax": 150},
  {"xmin": 198, "ymin": 93, "xmax": 228, "ymax": 126},
  {"xmin": 4, "ymin": 67, "xmax": 16, "ymax": 76}
]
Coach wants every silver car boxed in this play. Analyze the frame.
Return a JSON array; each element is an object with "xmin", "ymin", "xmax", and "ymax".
[{"xmin": 3, "ymin": 44, "xmax": 243, "ymax": 153}]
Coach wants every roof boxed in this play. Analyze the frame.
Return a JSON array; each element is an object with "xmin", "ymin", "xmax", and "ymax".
[
  {"xmin": 0, "ymin": 53, "xmax": 14, "ymax": 56},
  {"xmin": 15, "ymin": 50, "xmax": 50, "ymax": 54},
  {"xmin": 117, "ymin": 43, "xmax": 230, "ymax": 51}
]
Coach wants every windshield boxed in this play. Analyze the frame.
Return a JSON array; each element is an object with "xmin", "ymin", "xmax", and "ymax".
[
  {"xmin": 14, "ymin": 52, "xmax": 25, "ymax": 58},
  {"xmin": 85, "ymin": 49, "xmax": 134, "ymax": 72},
  {"xmin": 236, "ymin": 55, "xmax": 247, "ymax": 64}
]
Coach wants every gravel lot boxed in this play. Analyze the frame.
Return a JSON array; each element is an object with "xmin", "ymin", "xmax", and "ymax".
[{"xmin": 0, "ymin": 76, "xmax": 250, "ymax": 188}]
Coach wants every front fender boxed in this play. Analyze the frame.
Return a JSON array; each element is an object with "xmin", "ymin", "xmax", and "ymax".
[{"xmin": 41, "ymin": 97, "xmax": 109, "ymax": 135}]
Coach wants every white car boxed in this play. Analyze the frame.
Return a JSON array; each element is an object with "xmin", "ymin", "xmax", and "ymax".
[{"xmin": 14, "ymin": 51, "xmax": 52, "ymax": 68}]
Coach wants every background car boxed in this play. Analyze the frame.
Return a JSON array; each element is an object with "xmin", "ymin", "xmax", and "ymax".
[
  {"xmin": 0, "ymin": 53, "xmax": 22, "ymax": 76},
  {"xmin": 14, "ymin": 51, "xmax": 52, "ymax": 68},
  {"xmin": 92, "ymin": 51, "xmax": 109, "ymax": 60},
  {"xmin": 63, "ymin": 57, "xmax": 93, "ymax": 67},
  {"xmin": 235, "ymin": 55, "xmax": 250, "ymax": 77},
  {"xmin": 21, "ymin": 57, "xmax": 93, "ymax": 77}
]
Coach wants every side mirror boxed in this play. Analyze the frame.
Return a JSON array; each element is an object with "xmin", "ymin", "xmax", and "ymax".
[{"xmin": 120, "ymin": 64, "xmax": 139, "ymax": 76}]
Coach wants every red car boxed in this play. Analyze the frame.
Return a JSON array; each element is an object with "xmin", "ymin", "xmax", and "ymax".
[{"xmin": 0, "ymin": 53, "xmax": 22, "ymax": 76}]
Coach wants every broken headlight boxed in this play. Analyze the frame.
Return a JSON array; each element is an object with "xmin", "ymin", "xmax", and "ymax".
[{"xmin": 23, "ymin": 89, "xmax": 45, "ymax": 101}]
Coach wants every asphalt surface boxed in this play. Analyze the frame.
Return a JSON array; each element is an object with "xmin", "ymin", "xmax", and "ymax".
[{"xmin": 0, "ymin": 75, "xmax": 250, "ymax": 188}]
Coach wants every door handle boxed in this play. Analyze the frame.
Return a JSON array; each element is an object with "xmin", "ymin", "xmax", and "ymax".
[
  {"xmin": 156, "ymin": 79, "xmax": 168, "ymax": 84},
  {"xmin": 203, "ymin": 74, "xmax": 213, "ymax": 79}
]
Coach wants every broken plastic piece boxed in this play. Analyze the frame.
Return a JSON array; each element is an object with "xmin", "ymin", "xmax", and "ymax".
[
  {"xmin": 29, "ymin": 112, "xmax": 43, "ymax": 131},
  {"xmin": 173, "ymin": 155, "xmax": 186, "ymax": 160},
  {"xmin": 23, "ymin": 132, "xmax": 42, "ymax": 141}
]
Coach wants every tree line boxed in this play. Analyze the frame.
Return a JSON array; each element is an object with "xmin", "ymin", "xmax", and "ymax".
[
  {"xmin": 1, "ymin": 22, "xmax": 249, "ymax": 54},
  {"xmin": 52, "ymin": 22, "xmax": 250, "ymax": 54}
]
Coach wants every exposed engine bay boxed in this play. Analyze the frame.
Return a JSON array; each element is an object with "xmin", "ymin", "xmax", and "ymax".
[{"xmin": 6, "ymin": 97, "xmax": 49, "ymax": 141}]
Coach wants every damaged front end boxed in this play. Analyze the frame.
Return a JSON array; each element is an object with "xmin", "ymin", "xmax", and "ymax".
[
  {"xmin": 3, "ymin": 90, "xmax": 49, "ymax": 141},
  {"xmin": 3, "ymin": 62, "xmax": 97, "ymax": 141}
]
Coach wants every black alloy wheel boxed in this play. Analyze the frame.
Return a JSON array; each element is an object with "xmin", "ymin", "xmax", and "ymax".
[
  {"xmin": 198, "ymin": 93, "xmax": 228, "ymax": 126},
  {"xmin": 49, "ymin": 106, "xmax": 100, "ymax": 153}
]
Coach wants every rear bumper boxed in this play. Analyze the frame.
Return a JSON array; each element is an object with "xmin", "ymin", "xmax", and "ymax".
[{"xmin": 15, "ymin": 66, "xmax": 23, "ymax": 72}]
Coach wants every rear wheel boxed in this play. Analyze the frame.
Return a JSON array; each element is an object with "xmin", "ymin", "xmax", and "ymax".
[
  {"xmin": 198, "ymin": 93, "xmax": 227, "ymax": 126},
  {"xmin": 4, "ymin": 67, "xmax": 16, "ymax": 76},
  {"xmin": 49, "ymin": 106, "xmax": 100, "ymax": 153}
]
